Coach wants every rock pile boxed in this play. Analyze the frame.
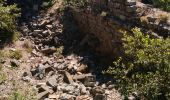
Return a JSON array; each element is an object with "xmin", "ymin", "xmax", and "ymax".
[
  {"xmin": 19, "ymin": 9, "xmax": 122, "ymax": 100},
  {"xmin": 23, "ymin": 54, "xmax": 119, "ymax": 100}
]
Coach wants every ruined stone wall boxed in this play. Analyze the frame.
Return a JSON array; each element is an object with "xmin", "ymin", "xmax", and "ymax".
[{"xmin": 70, "ymin": 0, "xmax": 170, "ymax": 57}]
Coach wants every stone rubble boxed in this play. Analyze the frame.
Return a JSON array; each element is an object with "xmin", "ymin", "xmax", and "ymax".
[
  {"xmin": 2, "ymin": 0, "xmax": 168, "ymax": 100},
  {"xmin": 17, "ymin": 5, "xmax": 122, "ymax": 100}
]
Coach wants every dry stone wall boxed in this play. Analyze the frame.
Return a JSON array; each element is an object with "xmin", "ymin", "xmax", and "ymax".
[{"xmin": 70, "ymin": 0, "xmax": 170, "ymax": 58}]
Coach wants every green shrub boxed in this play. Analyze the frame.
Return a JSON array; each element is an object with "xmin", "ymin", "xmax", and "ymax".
[
  {"xmin": 151, "ymin": 0, "xmax": 170, "ymax": 11},
  {"xmin": 0, "ymin": 0, "xmax": 20, "ymax": 31},
  {"xmin": 106, "ymin": 28, "xmax": 170, "ymax": 99},
  {"xmin": 9, "ymin": 89, "xmax": 36, "ymax": 100},
  {"xmin": 63, "ymin": 0, "xmax": 89, "ymax": 8},
  {"xmin": 8, "ymin": 50, "xmax": 22, "ymax": 60},
  {"xmin": 0, "ymin": 50, "xmax": 22, "ymax": 60},
  {"xmin": 42, "ymin": 0, "xmax": 55, "ymax": 8},
  {"xmin": 0, "ymin": 71, "xmax": 6, "ymax": 84},
  {"xmin": 9, "ymin": 89, "xmax": 25, "ymax": 100}
]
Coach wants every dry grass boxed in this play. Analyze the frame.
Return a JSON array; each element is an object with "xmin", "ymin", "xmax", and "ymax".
[
  {"xmin": 9, "ymin": 88, "xmax": 37, "ymax": 100},
  {"xmin": 0, "ymin": 49, "xmax": 22, "ymax": 60},
  {"xmin": 157, "ymin": 13, "xmax": 169, "ymax": 22},
  {"xmin": 12, "ymin": 32, "xmax": 20, "ymax": 43},
  {"xmin": 22, "ymin": 40, "xmax": 33, "ymax": 53},
  {"xmin": 0, "ymin": 71, "xmax": 7, "ymax": 84},
  {"xmin": 8, "ymin": 50, "xmax": 22, "ymax": 60},
  {"xmin": 140, "ymin": 16, "xmax": 149, "ymax": 24}
]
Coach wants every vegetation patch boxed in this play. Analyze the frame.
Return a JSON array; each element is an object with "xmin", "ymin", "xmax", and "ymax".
[
  {"xmin": 42, "ymin": 0, "xmax": 56, "ymax": 9},
  {"xmin": 23, "ymin": 40, "xmax": 33, "ymax": 53},
  {"xmin": 0, "ymin": 0, "xmax": 20, "ymax": 31},
  {"xmin": 12, "ymin": 32, "xmax": 20, "ymax": 43},
  {"xmin": 142, "ymin": 0, "xmax": 170, "ymax": 11},
  {"xmin": 0, "ymin": 50, "xmax": 6, "ymax": 58},
  {"xmin": 63, "ymin": 0, "xmax": 89, "ymax": 8},
  {"xmin": 152, "ymin": 0, "xmax": 170, "ymax": 11},
  {"xmin": 0, "ymin": 50, "xmax": 22, "ymax": 60},
  {"xmin": 8, "ymin": 50, "xmax": 22, "ymax": 60},
  {"xmin": 55, "ymin": 46, "xmax": 64, "ymax": 56},
  {"xmin": 158, "ymin": 13, "xmax": 169, "ymax": 22},
  {"xmin": 105, "ymin": 28, "xmax": 170, "ymax": 99},
  {"xmin": 9, "ymin": 88, "xmax": 37, "ymax": 100},
  {"xmin": 0, "ymin": 71, "xmax": 6, "ymax": 84}
]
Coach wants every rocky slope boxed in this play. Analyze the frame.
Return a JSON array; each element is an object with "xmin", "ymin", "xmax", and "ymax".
[{"xmin": 0, "ymin": 1, "xmax": 122, "ymax": 100}]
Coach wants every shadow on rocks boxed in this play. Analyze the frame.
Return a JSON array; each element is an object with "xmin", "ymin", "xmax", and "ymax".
[{"xmin": 60, "ymin": 7, "xmax": 115, "ymax": 85}]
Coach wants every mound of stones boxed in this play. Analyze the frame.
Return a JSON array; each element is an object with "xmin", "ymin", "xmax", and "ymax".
[{"xmin": 19, "ymin": 8, "xmax": 122, "ymax": 100}]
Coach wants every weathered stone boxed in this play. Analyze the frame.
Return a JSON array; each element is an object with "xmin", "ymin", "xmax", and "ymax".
[
  {"xmin": 54, "ymin": 62, "xmax": 67, "ymax": 70},
  {"xmin": 48, "ymin": 94, "xmax": 59, "ymax": 99},
  {"xmin": 108, "ymin": 85, "xmax": 114, "ymax": 90},
  {"xmin": 22, "ymin": 76, "xmax": 31, "ymax": 82},
  {"xmin": 59, "ymin": 93, "xmax": 75, "ymax": 100},
  {"xmin": 31, "ymin": 49, "xmax": 40, "ymax": 57},
  {"xmin": 101, "ymin": 84, "xmax": 106, "ymax": 89},
  {"xmin": 84, "ymin": 82, "xmax": 96, "ymax": 87},
  {"xmin": 40, "ymin": 85, "xmax": 54, "ymax": 94},
  {"xmin": 46, "ymin": 76, "xmax": 57, "ymax": 88},
  {"xmin": 33, "ymin": 33, "xmax": 43, "ymax": 38},
  {"xmin": 79, "ymin": 84, "xmax": 87, "ymax": 95},
  {"xmin": 93, "ymin": 93, "xmax": 107, "ymax": 100},
  {"xmin": 47, "ymin": 71, "xmax": 54, "ymax": 77},
  {"xmin": 62, "ymin": 85, "xmax": 75, "ymax": 93},
  {"xmin": 126, "ymin": 0, "xmax": 136, "ymax": 6},
  {"xmin": 45, "ymin": 66, "xmax": 55, "ymax": 74},
  {"xmin": 76, "ymin": 95, "xmax": 92, "ymax": 100},
  {"xmin": 64, "ymin": 71, "xmax": 74, "ymax": 84},
  {"xmin": 77, "ymin": 72, "xmax": 83, "ymax": 75},
  {"xmin": 77, "ymin": 64, "xmax": 88, "ymax": 73},
  {"xmin": 40, "ymin": 20, "xmax": 51, "ymax": 26},
  {"xmin": 42, "ymin": 30, "xmax": 49, "ymax": 37},
  {"xmin": 37, "ymin": 82, "xmax": 46, "ymax": 86},
  {"xmin": 10, "ymin": 59, "xmax": 19, "ymax": 68},
  {"xmin": 41, "ymin": 47, "xmax": 56, "ymax": 54},
  {"xmin": 91, "ymin": 86, "xmax": 105, "ymax": 95},
  {"xmin": 57, "ymin": 83, "xmax": 80, "ymax": 96},
  {"xmin": 128, "ymin": 95, "xmax": 135, "ymax": 100},
  {"xmin": 44, "ymin": 98, "xmax": 52, "ymax": 100},
  {"xmin": 37, "ymin": 91, "xmax": 49, "ymax": 100},
  {"xmin": 33, "ymin": 30, "xmax": 43, "ymax": 34},
  {"xmin": 33, "ymin": 64, "xmax": 46, "ymax": 79},
  {"xmin": 72, "ymin": 73, "xmax": 93, "ymax": 80},
  {"xmin": 53, "ymin": 36, "xmax": 60, "ymax": 46},
  {"xmin": 46, "ymin": 25, "xmax": 53, "ymax": 29},
  {"xmin": 73, "ymin": 74, "xmax": 96, "ymax": 87},
  {"xmin": 84, "ymin": 75, "xmax": 96, "ymax": 87}
]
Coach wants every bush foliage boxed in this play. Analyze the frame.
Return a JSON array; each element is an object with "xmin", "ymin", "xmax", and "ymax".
[
  {"xmin": 63, "ymin": 0, "xmax": 88, "ymax": 8},
  {"xmin": 0, "ymin": 0, "xmax": 20, "ymax": 31},
  {"xmin": 151, "ymin": 0, "xmax": 170, "ymax": 11},
  {"xmin": 106, "ymin": 28, "xmax": 170, "ymax": 99}
]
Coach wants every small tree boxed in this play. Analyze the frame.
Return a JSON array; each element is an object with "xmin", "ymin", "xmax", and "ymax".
[
  {"xmin": 0, "ymin": 0, "xmax": 20, "ymax": 31},
  {"xmin": 151, "ymin": 0, "xmax": 170, "ymax": 11},
  {"xmin": 106, "ymin": 28, "xmax": 170, "ymax": 99}
]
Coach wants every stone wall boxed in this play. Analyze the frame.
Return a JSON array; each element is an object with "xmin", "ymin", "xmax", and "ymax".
[{"xmin": 70, "ymin": 0, "xmax": 170, "ymax": 58}]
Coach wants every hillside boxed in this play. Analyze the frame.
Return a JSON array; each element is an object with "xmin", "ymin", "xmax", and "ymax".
[{"xmin": 0, "ymin": 0, "xmax": 169, "ymax": 100}]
